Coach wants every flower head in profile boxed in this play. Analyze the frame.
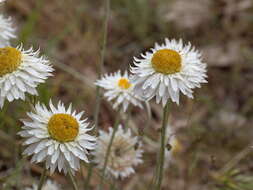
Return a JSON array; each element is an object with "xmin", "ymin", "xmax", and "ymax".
[
  {"xmin": 0, "ymin": 46, "xmax": 54, "ymax": 108},
  {"xmin": 95, "ymin": 71, "xmax": 143, "ymax": 112},
  {"xmin": 93, "ymin": 125, "xmax": 143, "ymax": 179},
  {"xmin": 25, "ymin": 180, "xmax": 60, "ymax": 190},
  {"xmin": 131, "ymin": 38, "xmax": 207, "ymax": 106},
  {"xmin": 19, "ymin": 101, "xmax": 96, "ymax": 174},
  {"xmin": 0, "ymin": 15, "xmax": 16, "ymax": 47},
  {"xmin": 164, "ymin": 126, "xmax": 183, "ymax": 168}
]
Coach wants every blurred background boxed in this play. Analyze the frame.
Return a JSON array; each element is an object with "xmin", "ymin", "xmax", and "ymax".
[{"xmin": 0, "ymin": 0, "xmax": 253, "ymax": 189}]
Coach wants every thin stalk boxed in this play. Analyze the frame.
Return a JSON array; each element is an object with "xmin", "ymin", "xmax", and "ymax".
[
  {"xmin": 84, "ymin": 163, "xmax": 93, "ymax": 190},
  {"xmin": 99, "ymin": 111, "xmax": 121, "ymax": 190},
  {"xmin": 156, "ymin": 101, "xmax": 170, "ymax": 190},
  {"xmin": 219, "ymin": 145, "xmax": 252, "ymax": 175},
  {"xmin": 94, "ymin": 0, "xmax": 111, "ymax": 132},
  {"xmin": 85, "ymin": 0, "xmax": 111, "ymax": 189},
  {"xmin": 125, "ymin": 105, "xmax": 132, "ymax": 129},
  {"xmin": 150, "ymin": 152, "xmax": 161, "ymax": 190},
  {"xmin": 109, "ymin": 177, "xmax": 117, "ymax": 190},
  {"xmin": 82, "ymin": 162, "xmax": 116, "ymax": 188},
  {"xmin": 38, "ymin": 166, "xmax": 47, "ymax": 190},
  {"xmin": 0, "ymin": 102, "xmax": 9, "ymax": 129},
  {"xmin": 93, "ymin": 88, "xmax": 101, "ymax": 131},
  {"xmin": 68, "ymin": 170, "xmax": 79, "ymax": 190},
  {"xmin": 145, "ymin": 101, "xmax": 152, "ymax": 128}
]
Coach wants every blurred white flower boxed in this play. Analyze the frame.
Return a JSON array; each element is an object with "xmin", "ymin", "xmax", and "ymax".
[
  {"xmin": 0, "ymin": 46, "xmax": 54, "ymax": 108},
  {"xmin": 93, "ymin": 125, "xmax": 143, "ymax": 179},
  {"xmin": 25, "ymin": 180, "xmax": 60, "ymax": 190},
  {"xmin": 0, "ymin": 0, "xmax": 6, "ymax": 3},
  {"xmin": 0, "ymin": 15, "xmax": 16, "ymax": 48},
  {"xmin": 164, "ymin": 0, "xmax": 212, "ymax": 30},
  {"xmin": 224, "ymin": 0, "xmax": 252, "ymax": 17},
  {"xmin": 164, "ymin": 126, "xmax": 183, "ymax": 168},
  {"xmin": 95, "ymin": 71, "xmax": 143, "ymax": 112},
  {"xmin": 131, "ymin": 38, "xmax": 207, "ymax": 106},
  {"xmin": 202, "ymin": 41, "xmax": 243, "ymax": 67},
  {"xmin": 209, "ymin": 109, "xmax": 246, "ymax": 128},
  {"xmin": 19, "ymin": 101, "xmax": 96, "ymax": 174},
  {"xmin": 219, "ymin": 110, "xmax": 246, "ymax": 127}
]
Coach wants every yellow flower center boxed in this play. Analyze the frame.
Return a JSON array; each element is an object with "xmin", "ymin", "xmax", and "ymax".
[
  {"xmin": 151, "ymin": 49, "xmax": 182, "ymax": 74},
  {"xmin": 47, "ymin": 114, "xmax": 79, "ymax": 142},
  {"xmin": 0, "ymin": 47, "xmax": 22, "ymax": 77},
  {"xmin": 118, "ymin": 78, "xmax": 131, "ymax": 90}
]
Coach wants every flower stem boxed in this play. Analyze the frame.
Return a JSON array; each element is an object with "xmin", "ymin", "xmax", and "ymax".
[
  {"xmin": 85, "ymin": 0, "xmax": 110, "ymax": 188},
  {"xmin": 38, "ymin": 166, "xmax": 47, "ymax": 190},
  {"xmin": 94, "ymin": 0, "xmax": 111, "ymax": 132},
  {"xmin": 99, "ymin": 111, "xmax": 121, "ymax": 190},
  {"xmin": 84, "ymin": 163, "xmax": 93, "ymax": 190},
  {"xmin": 68, "ymin": 170, "xmax": 79, "ymax": 190},
  {"xmin": 145, "ymin": 101, "xmax": 152, "ymax": 128},
  {"xmin": 109, "ymin": 177, "xmax": 117, "ymax": 190},
  {"xmin": 125, "ymin": 105, "xmax": 132, "ymax": 129},
  {"xmin": 0, "ymin": 102, "xmax": 9, "ymax": 129},
  {"xmin": 156, "ymin": 101, "xmax": 170, "ymax": 190}
]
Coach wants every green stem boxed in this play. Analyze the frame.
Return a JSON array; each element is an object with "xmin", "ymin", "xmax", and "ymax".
[
  {"xmin": 145, "ymin": 101, "xmax": 152, "ymax": 128},
  {"xmin": 38, "ymin": 166, "xmax": 47, "ymax": 190},
  {"xmin": 0, "ymin": 102, "xmax": 9, "ymax": 129},
  {"xmin": 150, "ymin": 152, "xmax": 160, "ymax": 190},
  {"xmin": 156, "ymin": 101, "xmax": 170, "ymax": 190},
  {"xmin": 85, "ymin": 0, "xmax": 111, "ymax": 188},
  {"xmin": 99, "ymin": 111, "xmax": 121, "ymax": 190},
  {"xmin": 68, "ymin": 170, "xmax": 79, "ymax": 190},
  {"xmin": 94, "ymin": 87, "xmax": 102, "ymax": 132},
  {"xmin": 125, "ymin": 105, "xmax": 132, "ymax": 129},
  {"xmin": 94, "ymin": 0, "xmax": 111, "ymax": 132},
  {"xmin": 84, "ymin": 163, "xmax": 93, "ymax": 190},
  {"xmin": 109, "ymin": 177, "xmax": 117, "ymax": 190}
]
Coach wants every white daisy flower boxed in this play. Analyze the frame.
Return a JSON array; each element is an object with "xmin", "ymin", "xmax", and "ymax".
[
  {"xmin": 95, "ymin": 71, "xmax": 143, "ymax": 112},
  {"xmin": 25, "ymin": 180, "xmax": 60, "ymax": 190},
  {"xmin": 0, "ymin": 46, "xmax": 54, "ymax": 108},
  {"xmin": 131, "ymin": 38, "xmax": 207, "ymax": 106},
  {"xmin": 0, "ymin": 15, "xmax": 16, "ymax": 48},
  {"xmin": 93, "ymin": 125, "xmax": 143, "ymax": 179},
  {"xmin": 19, "ymin": 101, "xmax": 96, "ymax": 174}
]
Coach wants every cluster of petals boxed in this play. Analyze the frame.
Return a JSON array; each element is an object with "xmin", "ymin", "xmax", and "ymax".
[
  {"xmin": 0, "ymin": 10, "xmax": 16, "ymax": 47},
  {"xmin": 95, "ymin": 71, "xmax": 143, "ymax": 112},
  {"xmin": 0, "ymin": 46, "xmax": 54, "ymax": 108},
  {"xmin": 131, "ymin": 38, "xmax": 207, "ymax": 106},
  {"xmin": 25, "ymin": 180, "xmax": 60, "ymax": 190},
  {"xmin": 93, "ymin": 125, "xmax": 143, "ymax": 179},
  {"xmin": 19, "ymin": 101, "xmax": 96, "ymax": 174}
]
